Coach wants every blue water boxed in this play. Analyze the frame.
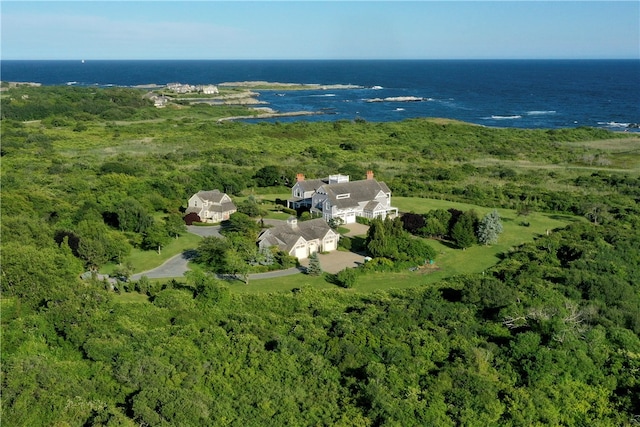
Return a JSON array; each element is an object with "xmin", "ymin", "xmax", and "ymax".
[{"xmin": 2, "ymin": 60, "xmax": 639, "ymax": 130}]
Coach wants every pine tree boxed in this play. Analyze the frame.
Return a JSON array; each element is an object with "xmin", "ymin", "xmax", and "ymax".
[
  {"xmin": 477, "ymin": 209, "xmax": 504, "ymax": 245},
  {"xmin": 451, "ymin": 211, "xmax": 477, "ymax": 249},
  {"xmin": 306, "ymin": 251, "xmax": 322, "ymax": 276}
]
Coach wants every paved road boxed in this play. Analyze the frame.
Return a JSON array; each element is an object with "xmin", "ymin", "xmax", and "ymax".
[{"xmin": 130, "ymin": 221, "xmax": 369, "ymax": 280}]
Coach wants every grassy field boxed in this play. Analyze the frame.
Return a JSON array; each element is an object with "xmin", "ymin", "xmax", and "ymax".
[
  {"xmin": 103, "ymin": 192, "xmax": 577, "ymax": 292},
  {"xmin": 222, "ymin": 196, "xmax": 578, "ymax": 294}
]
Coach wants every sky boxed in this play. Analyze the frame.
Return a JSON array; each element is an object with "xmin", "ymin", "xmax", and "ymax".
[{"xmin": 1, "ymin": 1, "xmax": 639, "ymax": 60}]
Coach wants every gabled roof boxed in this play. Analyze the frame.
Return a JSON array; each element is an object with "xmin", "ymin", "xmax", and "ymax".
[
  {"xmin": 194, "ymin": 190, "xmax": 227, "ymax": 204},
  {"xmin": 321, "ymin": 179, "xmax": 390, "ymax": 207},
  {"xmin": 363, "ymin": 200, "xmax": 384, "ymax": 211},
  {"xmin": 295, "ymin": 178, "xmax": 328, "ymax": 193},
  {"xmin": 258, "ymin": 218, "xmax": 337, "ymax": 253}
]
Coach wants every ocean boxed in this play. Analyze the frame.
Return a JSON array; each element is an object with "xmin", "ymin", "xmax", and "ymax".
[{"xmin": 2, "ymin": 59, "xmax": 639, "ymax": 130}]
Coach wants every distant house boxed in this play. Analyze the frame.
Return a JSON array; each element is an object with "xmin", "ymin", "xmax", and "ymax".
[
  {"xmin": 199, "ymin": 84, "xmax": 219, "ymax": 95},
  {"xmin": 184, "ymin": 190, "xmax": 237, "ymax": 224},
  {"xmin": 288, "ymin": 171, "xmax": 398, "ymax": 224},
  {"xmin": 258, "ymin": 217, "xmax": 340, "ymax": 260},
  {"xmin": 166, "ymin": 82, "xmax": 196, "ymax": 93},
  {"xmin": 143, "ymin": 92, "xmax": 169, "ymax": 108}
]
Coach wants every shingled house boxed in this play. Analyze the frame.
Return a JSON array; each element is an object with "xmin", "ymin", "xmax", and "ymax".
[
  {"xmin": 258, "ymin": 217, "xmax": 340, "ymax": 260},
  {"xmin": 288, "ymin": 171, "xmax": 398, "ymax": 224},
  {"xmin": 184, "ymin": 190, "xmax": 236, "ymax": 224}
]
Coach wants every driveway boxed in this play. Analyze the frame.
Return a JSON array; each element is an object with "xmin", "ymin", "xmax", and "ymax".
[
  {"xmin": 130, "ymin": 250, "xmax": 197, "ymax": 280},
  {"xmin": 300, "ymin": 250, "xmax": 366, "ymax": 274},
  {"xmin": 186, "ymin": 224, "xmax": 223, "ymax": 238},
  {"xmin": 130, "ymin": 221, "xmax": 369, "ymax": 280}
]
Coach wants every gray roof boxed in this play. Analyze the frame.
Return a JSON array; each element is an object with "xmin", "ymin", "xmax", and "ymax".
[
  {"xmin": 259, "ymin": 218, "xmax": 335, "ymax": 253},
  {"xmin": 322, "ymin": 179, "xmax": 390, "ymax": 207},
  {"xmin": 196, "ymin": 190, "xmax": 226, "ymax": 203},
  {"xmin": 296, "ymin": 178, "xmax": 328, "ymax": 193}
]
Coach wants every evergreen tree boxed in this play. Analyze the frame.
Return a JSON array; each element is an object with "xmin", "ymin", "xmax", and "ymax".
[
  {"xmin": 477, "ymin": 209, "xmax": 504, "ymax": 245},
  {"xmin": 306, "ymin": 252, "xmax": 322, "ymax": 276},
  {"xmin": 451, "ymin": 211, "xmax": 477, "ymax": 249}
]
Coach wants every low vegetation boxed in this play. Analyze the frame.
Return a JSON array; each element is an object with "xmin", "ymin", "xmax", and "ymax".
[{"xmin": 2, "ymin": 85, "xmax": 639, "ymax": 426}]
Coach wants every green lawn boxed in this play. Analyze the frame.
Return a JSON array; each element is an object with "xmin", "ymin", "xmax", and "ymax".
[
  {"xmin": 101, "ymin": 232, "xmax": 203, "ymax": 275},
  {"xmin": 229, "ymin": 200, "xmax": 577, "ymax": 294},
  {"xmin": 116, "ymin": 196, "xmax": 577, "ymax": 293}
]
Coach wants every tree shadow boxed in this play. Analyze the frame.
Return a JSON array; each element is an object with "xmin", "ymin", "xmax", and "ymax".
[{"xmin": 181, "ymin": 249, "xmax": 199, "ymax": 260}]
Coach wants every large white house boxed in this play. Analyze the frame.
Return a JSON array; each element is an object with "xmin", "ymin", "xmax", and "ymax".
[
  {"xmin": 258, "ymin": 217, "xmax": 340, "ymax": 260},
  {"xmin": 184, "ymin": 190, "xmax": 236, "ymax": 224},
  {"xmin": 288, "ymin": 171, "xmax": 398, "ymax": 224}
]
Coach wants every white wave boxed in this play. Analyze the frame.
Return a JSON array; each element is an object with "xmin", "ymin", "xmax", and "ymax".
[
  {"xmin": 310, "ymin": 94, "xmax": 336, "ymax": 97},
  {"xmin": 395, "ymin": 108, "xmax": 405, "ymax": 111},
  {"xmin": 365, "ymin": 96, "xmax": 426, "ymax": 103},
  {"xmin": 527, "ymin": 110, "xmax": 556, "ymax": 115},
  {"xmin": 66, "ymin": 81, "xmax": 78, "ymax": 85},
  {"xmin": 598, "ymin": 121, "xmax": 630, "ymax": 128},
  {"xmin": 491, "ymin": 115, "xmax": 522, "ymax": 120},
  {"xmin": 371, "ymin": 85, "xmax": 383, "ymax": 90}
]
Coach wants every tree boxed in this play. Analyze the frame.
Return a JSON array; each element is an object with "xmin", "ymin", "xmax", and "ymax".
[
  {"xmin": 400, "ymin": 213, "xmax": 425, "ymax": 235},
  {"xmin": 366, "ymin": 218, "xmax": 399, "ymax": 259},
  {"xmin": 253, "ymin": 165, "xmax": 291, "ymax": 187},
  {"xmin": 165, "ymin": 212, "xmax": 187, "ymax": 238},
  {"xmin": 237, "ymin": 196, "xmax": 268, "ymax": 219},
  {"xmin": 114, "ymin": 198, "xmax": 153, "ymax": 233},
  {"xmin": 142, "ymin": 222, "xmax": 170, "ymax": 254},
  {"xmin": 328, "ymin": 217, "xmax": 344, "ymax": 230},
  {"xmin": 252, "ymin": 246, "xmax": 275, "ymax": 266},
  {"xmin": 477, "ymin": 210, "xmax": 504, "ymax": 245},
  {"xmin": 196, "ymin": 236, "xmax": 230, "ymax": 272},
  {"xmin": 73, "ymin": 220, "xmax": 131, "ymax": 269},
  {"xmin": 221, "ymin": 212, "xmax": 260, "ymax": 239},
  {"xmin": 307, "ymin": 252, "xmax": 323, "ymax": 276},
  {"xmin": 225, "ymin": 248, "xmax": 250, "ymax": 284},
  {"xmin": 451, "ymin": 211, "xmax": 477, "ymax": 249}
]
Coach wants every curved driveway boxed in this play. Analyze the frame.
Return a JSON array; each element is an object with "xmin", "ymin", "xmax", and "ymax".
[{"xmin": 130, "ymin": 222, "xmax": 369, "ymax": 281}]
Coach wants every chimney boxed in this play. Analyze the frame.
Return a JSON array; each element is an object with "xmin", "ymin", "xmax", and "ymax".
[
  {"xmin": 296, "ymin": 173, "xmax": 305, "ymax": 182},
  {"xmin": 366, "ymin": 170, "xmax": 374, "ymax": 180}
]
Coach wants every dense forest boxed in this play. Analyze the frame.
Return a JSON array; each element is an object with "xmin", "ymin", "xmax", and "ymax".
[{"xmin": 1, "ymin": 85, "xmax": 639, "ymax": 426}]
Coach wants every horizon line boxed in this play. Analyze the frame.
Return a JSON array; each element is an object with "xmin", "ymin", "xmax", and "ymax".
[{"xmin": 3, "ymin": 57, "xmax": 639, "ymax": 61}]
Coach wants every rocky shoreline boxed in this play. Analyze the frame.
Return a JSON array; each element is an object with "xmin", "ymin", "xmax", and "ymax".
[
  {"xmin": 217, "ymin": 109, "xmax": 320, "ymax": 123},
  {"xmin": 219, "ymin": 81, "xmax": 362, "ymax": 90}
]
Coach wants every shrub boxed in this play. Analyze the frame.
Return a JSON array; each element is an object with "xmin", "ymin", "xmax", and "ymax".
[
  {"xmin": 356, "ymin": 216, "xmax": 371, "ymax": 225},
  {"xmin": 338, "ymin": 236, "xmax": 352, "ymax": 250},
  {"xmin": 335, "ymin": 267, "xmax": 358, "ymax": 288}
]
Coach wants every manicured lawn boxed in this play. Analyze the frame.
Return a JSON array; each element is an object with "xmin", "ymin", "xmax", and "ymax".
[
  {"xmin": 227, "ymin": 199, "xmax": 577, "ymax": 294},
  {"xmin": 101, "ymin": 232, "xmax": 203, "ymax": 275},
  {"xmin": 117, "ymin": 195, "xmax": 578, "ymax": 294}
]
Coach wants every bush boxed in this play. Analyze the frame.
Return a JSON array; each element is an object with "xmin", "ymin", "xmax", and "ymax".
[
  {"xmin": 335, "ymin": 267, "xmax": 358, "ymax": 288},
  {"xmin": 338, "ymin": 236, "xmax": 352, "ymax": 250},
  {"xmin": 361, "ymin": 257, "xmax": 396, "ymax": 272},
  {"xmin": 281, "ymin": 207, "xmax": 297, "ymax": 215},
  {"xmin": 356, "ymin": 216, "xmax": 371, "ymax": 225}
]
